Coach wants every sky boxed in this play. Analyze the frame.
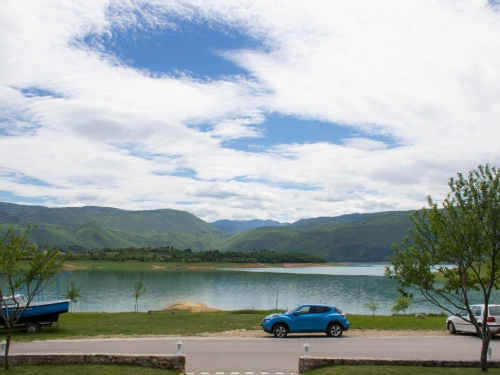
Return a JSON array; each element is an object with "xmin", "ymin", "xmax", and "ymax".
[{"xmin": 0, "ymin": 0, "xmax": 499, "ymax": 223}]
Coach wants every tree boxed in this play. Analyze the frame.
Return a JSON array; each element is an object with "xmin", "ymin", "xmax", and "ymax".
[
  {"xmin": 386, "ymin": 164, "xmax": 500, "ymax": 371},
  {"xmin": 391, "ymin": 296, "xmax": 411, "ymax": 315},
  {"xmin": 133, "ymin": 280, "xmax": 146, "ymax": 312},
  {"xmin": 364, "ymin": 301, "xmax": 380, "ymax": 317},
  {"xmin": 0, "ymin": 225, "xmax": 66, "ymax": 369},
  {"xmin": 65, "ymin": 281, "xmax": 83, "ymax": 313}
]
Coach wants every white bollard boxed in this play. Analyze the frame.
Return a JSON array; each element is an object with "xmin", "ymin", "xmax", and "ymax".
[
  {"xmin": 303, "ymin": 343, "xmax": 310, "ymax": 358},
  {"xmin": 177, "ymin": 340, "xmax": 183, "ymax": 355}
]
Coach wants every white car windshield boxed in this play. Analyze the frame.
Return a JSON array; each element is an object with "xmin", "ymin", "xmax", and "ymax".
[{"xmin": 286, "ymin": 305, "xmax": 300, "ymax": 314}]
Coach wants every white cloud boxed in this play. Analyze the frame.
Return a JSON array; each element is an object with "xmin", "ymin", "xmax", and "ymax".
[{"xmin": 0, "ymin": 0, "xmax": 499, "ymax": 222}]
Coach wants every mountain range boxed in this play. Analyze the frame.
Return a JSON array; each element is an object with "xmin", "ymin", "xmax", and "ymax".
[{"xmin": 0, "ymin": 202, "xmax": 415, "ymax": 262}]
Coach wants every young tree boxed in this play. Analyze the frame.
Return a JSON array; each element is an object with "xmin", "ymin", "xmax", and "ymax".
[
  {"xmin": 386, "ymin": 164, "xmax": 500, "ymax": 371},
  {"xmin": 364, "ymin": 301, "xmax": 380, "ymax": 317},
  {"xmin": 133, "ymin": 280, "xmax": 146, "ymax": 312},
  {"xmin": 65, "ymin": 281, "xmax": 83, "ymax": 313},
  {"xmin": 0, "ymin": 225, "xmax": 66, "ymax": 369},
  {"xmin": 391, "ymin": 296, "xmax": 411, "ymax": 315}
]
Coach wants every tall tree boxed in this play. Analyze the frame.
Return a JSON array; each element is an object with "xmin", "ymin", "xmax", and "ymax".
[
  {"xmin": 386, "ymin": 164, "xmax": 500, "ymax": 371},
  {"xmin": 0, "ymin": 225, "xmax": 66, "ymax": 369},
  {"xmin": 133, "ymin": 280, "xmax": 146, "ymax": 312}
]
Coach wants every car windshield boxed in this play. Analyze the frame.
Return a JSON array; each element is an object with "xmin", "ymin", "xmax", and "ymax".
[{"xmin": 286, "ymin": 305, "xmax": 300, "ymax": 314}]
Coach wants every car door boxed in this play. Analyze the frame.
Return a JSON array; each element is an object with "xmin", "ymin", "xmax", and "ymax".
[
  {"xmin": 290, "ymin": 305, "xmax": 315, "ymax": 331},
  {"xmin": 454, "ymin": 308, "xmax": 474, "ymax": 332},
  {"xmin": 488, "ymin": 306, "xmax": 500, "ymax": 333},
  {"xmin": 470, "ymin": 305, "xmax": 483, "ymax": 332},
  {"xmin": 309, "ymin": 306, "xmax": 332, "ymax": 331}
]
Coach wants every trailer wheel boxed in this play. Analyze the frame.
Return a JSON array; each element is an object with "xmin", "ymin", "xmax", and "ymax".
[{"xmin": 26, "ymin": 323, "xmax": 40, "ymax": 333}]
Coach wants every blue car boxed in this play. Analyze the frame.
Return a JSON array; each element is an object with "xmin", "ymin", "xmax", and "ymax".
[{"xmin": 261, "ymin": 303, "xmax": 349, "ymax": 338}]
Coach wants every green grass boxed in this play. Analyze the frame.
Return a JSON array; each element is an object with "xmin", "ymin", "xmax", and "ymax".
[
  {"xmin": 4, "ymin": 310, "xmax": 274, "ymax": 341},
  {"xmin": 348, "ymin": 314, "xmax": 445, "ymax": 330},
  {"xmin": 305, "ymin": 366, "xmax": 500, "ymax": 375},
  {"xmin": 2, "ymin": 311, "xmax": 447, "ymax": 341},
  {"xmin": 0, "ymin": 364, "xmax": 179, "ymax": 374}
]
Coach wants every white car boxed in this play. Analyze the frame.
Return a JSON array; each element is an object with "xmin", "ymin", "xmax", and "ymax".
[{"xmin": 446, "ymin": 304, "xmax": 500, "ymax": 334}]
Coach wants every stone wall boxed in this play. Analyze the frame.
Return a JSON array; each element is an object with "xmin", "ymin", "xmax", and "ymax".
[
  {"xmin": 298, "ymin": 357, "xmax": 500, "ymax": 373},
  {"xmin": 0, "ymin": 353, "xmax": 185, "ymax": 370}
]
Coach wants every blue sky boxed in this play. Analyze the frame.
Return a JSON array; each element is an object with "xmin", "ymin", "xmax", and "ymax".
[{"xmin": 0, "ymin": 0, "xmax": 499, "ymax": 222}]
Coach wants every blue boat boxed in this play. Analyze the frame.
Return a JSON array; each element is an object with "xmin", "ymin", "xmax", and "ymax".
[{"xmin": 1, "ymin": 294, "xmax": 70, "ymax": 333}]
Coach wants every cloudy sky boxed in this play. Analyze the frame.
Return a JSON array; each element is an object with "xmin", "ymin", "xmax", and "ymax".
[{"xmin": 0, "ymin": 0, "xmax": 499, "ymax": 223}]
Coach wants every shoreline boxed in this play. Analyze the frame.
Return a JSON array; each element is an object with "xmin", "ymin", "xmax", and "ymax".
[{"xmin": 62, "ymin": 261, "xmax": 346, "ymax": 271}]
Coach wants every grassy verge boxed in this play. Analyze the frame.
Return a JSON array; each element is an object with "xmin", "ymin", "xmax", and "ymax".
[
  {"xmin": 348, "ymin": 314, "xmax": 445, "ymax": 330},
  {"xmin": 0, "ymin": 364, "xmax": 179, "ymax": 374},
  {"xmin": 305, "ymin": 366, "xmax": 500, "ymax": 374},
  {"xmin": 2, "ymin": 311, "xmax": 446, "ymax": 341},
  {"xmin": 4, "ymin": 310, "xmax": 270, "ymax": 341}
]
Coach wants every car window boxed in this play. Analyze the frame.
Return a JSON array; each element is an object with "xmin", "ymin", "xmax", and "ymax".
[
  {"xmin": 296, "ymin": 306, "xmax": 311, "ymax": 314},
  {"xmin": 308, "ymin": 306, "xmax": 330, "ymax": 314},
  {"xmin": 490, "ymin": 306, "xmax": 500, "ymax": 315},
  {"xmin": 471, "ymin": 306, "xmax": 482, "ymax": 316},
  {"xmin": 459, "ymin": 309, "xmax": 469, "ymax": 317},
  {"xmin": 316, "ymin": 306, "xmax": 331, "ymax": 313}
]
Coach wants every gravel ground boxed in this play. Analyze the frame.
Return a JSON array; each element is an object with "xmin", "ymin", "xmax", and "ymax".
[{"xmin": 199, "ymin": 329, "xmax": 449, "ymax": 338}]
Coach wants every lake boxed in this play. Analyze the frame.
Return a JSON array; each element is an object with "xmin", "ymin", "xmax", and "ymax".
[{"xmin": 29, "ymin": 263, "xmax": 498, "ymax": 315}]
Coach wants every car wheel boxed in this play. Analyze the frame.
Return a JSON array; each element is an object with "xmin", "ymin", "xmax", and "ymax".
[
  {"xmin": 26, "ymin": 323, "xmax": 40, "ymax": 333},
  {"xmin": 447, "ymin": 321, "xmax": 456, "ymax": 334},
  {"xmin": 273, "ymin": 324, "xmax": 288, "ymax": 338},
  {"xmin": 327, "ymin": 323, "xmax": 343, "ymax": 337}
]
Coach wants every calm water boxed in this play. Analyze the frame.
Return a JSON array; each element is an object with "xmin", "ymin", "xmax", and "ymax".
[{"xmin": 30, "ymin": 263, "xmax": 497, "ymax": 315}]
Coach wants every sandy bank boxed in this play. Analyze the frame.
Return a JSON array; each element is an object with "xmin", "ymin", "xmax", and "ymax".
[
  {"xmin": 165, "ymin": 301, "xmax": 222, "ymax": 312},
  {"xmin": 62, "ymin": 264, "xmax": 88, "ymax": 270}
]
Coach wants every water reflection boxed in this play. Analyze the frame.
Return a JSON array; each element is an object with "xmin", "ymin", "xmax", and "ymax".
[{"xmin": 31, "ymin": 265, "xmax": 499, "ymax": 315}]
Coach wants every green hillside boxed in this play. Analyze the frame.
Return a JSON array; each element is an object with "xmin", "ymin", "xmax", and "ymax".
[
  {"xmin": 0, "ymin": 203, "xmax": 223, "ymax": 251},
  {"xmin": 220, "ymin": 211, "xmax": 414, "ymax": 262},
  {"xmin": 0, "ymin": 202, "xmax": 415, "ymax": 261},
  {"xmin": 219, "ymin": 226, "xmax": 302, "ymax": 252}
]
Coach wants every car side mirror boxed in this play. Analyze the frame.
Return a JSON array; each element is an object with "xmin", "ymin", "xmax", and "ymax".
[{"xmin": 293, "ymin": 312, "xmax": 300, "ymax": 316}]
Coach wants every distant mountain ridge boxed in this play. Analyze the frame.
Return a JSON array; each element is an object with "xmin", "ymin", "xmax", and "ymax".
[
  {"xmin": 210, "ymin": 219, "xmax": 285, "ymax": 234},
  {"xmin": 0, "ymin": 202, "xmax": 415, "ymax": 262}
]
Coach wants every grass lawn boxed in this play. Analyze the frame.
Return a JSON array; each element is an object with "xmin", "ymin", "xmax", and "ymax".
[
  {"xmin": 2, "ymin": 310, "xmax": 446, "ymax": 341},
  {"xmin": 0, "ymin": 364, "xmax": 179, "ymax": 374},
  {"xmin": 305, "ymin": 366, "xmax": 500, "ymax": 374}
]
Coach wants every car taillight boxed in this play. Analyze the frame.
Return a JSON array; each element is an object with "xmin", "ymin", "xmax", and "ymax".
[{"xmin": 487, "ymin": 317, "xmax": 496, "ymax": 323}]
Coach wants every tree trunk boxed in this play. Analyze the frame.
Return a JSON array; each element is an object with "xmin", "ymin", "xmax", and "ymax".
[
  {"xmin": 4, "ymin": 327, "xmax": 13, "ymax": 370},
  {"xmin": 480, "ymin": 334, "xmax": 491, "ymax": 371}
]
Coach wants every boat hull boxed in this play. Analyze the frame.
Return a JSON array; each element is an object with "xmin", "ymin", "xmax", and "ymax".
[{"xmin": 2, "ymin": 300, "xmax": 71, "ymax": 325}]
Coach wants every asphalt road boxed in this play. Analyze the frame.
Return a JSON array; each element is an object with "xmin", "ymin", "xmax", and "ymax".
[{"xmin": 10, "ymin": 334, "xmax": 500, "ymax": 373}]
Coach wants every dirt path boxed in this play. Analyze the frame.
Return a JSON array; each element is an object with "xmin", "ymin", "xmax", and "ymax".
[{"xmin": 199, "ymin": 329, "xmax": 448, "ymax": 338}]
